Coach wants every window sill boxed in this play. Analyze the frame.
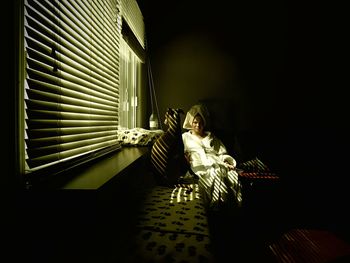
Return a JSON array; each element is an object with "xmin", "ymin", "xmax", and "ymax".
[{"xmin": 60, "ymin": 146, "xmax": 150, "ymax": 190}]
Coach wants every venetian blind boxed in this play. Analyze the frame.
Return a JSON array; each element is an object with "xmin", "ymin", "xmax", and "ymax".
[
  {"xmin": 121, "ymin": 0, "xmax": 145, "ymax": 49},
  {"xmin": 24, "ymin": 0, "xmax": 122, "ymax": 173}
]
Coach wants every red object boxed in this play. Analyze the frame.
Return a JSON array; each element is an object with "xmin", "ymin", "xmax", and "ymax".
[
  {"xmin": 239, "ymin": 172, "xmax": 279, "ymax": 180},
  {"xmin": 269, "ymin": 229, "xmax": 350, "ymax": 263}
]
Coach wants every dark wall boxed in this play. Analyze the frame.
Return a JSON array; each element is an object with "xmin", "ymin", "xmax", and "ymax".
[
  {"xmin": 3, "ymin": 0, "xmax": 23, "ymax": 259},
  {"xmin": 4, "ymin": 1, "xmax": 23, "ymax": 192},
  {"xmin": 138, "ymin": 0, "xmax": 330, "ymax": 161},
  {"xmin": 138, "ymin": 0, "xmax": 349, "ymax": 238}
]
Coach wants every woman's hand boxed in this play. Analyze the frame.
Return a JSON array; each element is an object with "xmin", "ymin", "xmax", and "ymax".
[{"xmin": 224, "ymin": 161, "xmax": 235, "ymax": 170}]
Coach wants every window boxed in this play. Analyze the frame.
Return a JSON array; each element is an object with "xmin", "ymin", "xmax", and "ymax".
[
  {"xmin": 22, "ymin": 0, "xmax": 145, "ymax": 183},
  {"xmin": 119, "ymin": 37, "xmax": 142, "ymax": 129}
]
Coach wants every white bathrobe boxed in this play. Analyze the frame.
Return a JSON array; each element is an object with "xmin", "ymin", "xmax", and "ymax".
[{"xmin": 182, "ymin": 130, "xmax": 242, "ymax": 210}]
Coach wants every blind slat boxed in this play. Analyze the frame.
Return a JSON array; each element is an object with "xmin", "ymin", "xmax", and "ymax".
[
  {"xmin": 62, "ymin": 0, "xmax": 120, "ymax": 59},
  {"xmin": 25, "ymin": 25, "xmax": 119, "ymax": 83},
  {"xmin": 26, "ymin": 119, "xmax": 118, "ymax": 129},
  {"xmin": 27, "ymin": 139, "xmax": 119, "ymax": 169},
  {"xmin": 26, "ymin": 126, "xmax": 119, "ymax": 139},
  {"xmin": 25, "ymin": 11, "xmax": 119, "ymax": 76},
  {"xmin": 26, "ymin": 68, "xmax": 119, "ymax": 104},
  {"xmin": 25, "ymin": 36, "xmax": 119, "ymax": 88},
  {"xmin": 26, "ymin": 44, "xmax": 119, "ymax": 93},
  {"xmin": 26, "ymin": 96, "xmax": 118, "ymax": 116},
  {"xmin": 27, "ymin": 78, "xmax": 118, "ymax": 111},
  {"xmin": 26, "ymin": 130, "xmax": 119, "ymax": 148},
  {"xmin": 26, "ymin": 56, "xmax": 119, "ymax": 99},
  {"xmin": 26, "ymin": 109, "xmax": 118, "ymax": 121},
  {"xmin": 27, "ymin": 134, "xmax": 119, "ymax": 158}
]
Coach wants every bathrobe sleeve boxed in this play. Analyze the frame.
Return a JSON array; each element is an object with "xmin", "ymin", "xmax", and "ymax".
[{"xmin": 206, "ymin": 133, "xmax": 236, "ymax": 168}]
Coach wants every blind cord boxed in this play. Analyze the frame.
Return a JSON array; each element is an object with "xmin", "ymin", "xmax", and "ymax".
[{"xmin": 146, "ymin": 35, "xmax": 162, "ymax": 130}]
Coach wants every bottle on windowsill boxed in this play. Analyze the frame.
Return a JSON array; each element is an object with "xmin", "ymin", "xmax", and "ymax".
[{"xmin": 149, "ymin": 113, "xmax": 159, "ymax": 130}]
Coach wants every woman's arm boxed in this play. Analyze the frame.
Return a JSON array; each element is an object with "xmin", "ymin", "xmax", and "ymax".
[{"xmin": 210, "ymin": 134, "xmax": 237, "ymax": 169}]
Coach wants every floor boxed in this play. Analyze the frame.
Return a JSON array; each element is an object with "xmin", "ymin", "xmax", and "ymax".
[
  {"xmin": 207, "ymin": 181, "xmax": 286, "ymax": 263},
  {"xmin": 11, "ymin": 176, "xmax": 349, "ymax": 263}
]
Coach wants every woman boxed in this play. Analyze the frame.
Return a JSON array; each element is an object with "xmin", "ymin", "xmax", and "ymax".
[{"xmin": 182, "ymin": 104, "xmax": 242, "ymax": 210}]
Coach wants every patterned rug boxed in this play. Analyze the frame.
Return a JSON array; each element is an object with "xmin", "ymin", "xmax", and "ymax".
[{"xmin": 125, "ymin": 184, "xmax": 215, "ymax": 263}]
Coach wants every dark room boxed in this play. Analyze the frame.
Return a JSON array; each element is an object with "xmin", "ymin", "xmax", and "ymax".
[{"xmin": 3, "ymin": 0, "xmax": 349, "ymax": 262}]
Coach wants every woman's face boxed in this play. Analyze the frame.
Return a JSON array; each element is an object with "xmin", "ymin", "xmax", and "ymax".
[{"xmin": 191, "ymin": 114, "xmax": 204, "ymax": 135}]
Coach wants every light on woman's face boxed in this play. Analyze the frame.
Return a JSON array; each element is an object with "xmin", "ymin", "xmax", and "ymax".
[{"xmin": 192, "ymin": 115, "xmax": 204, "ymax": 134}]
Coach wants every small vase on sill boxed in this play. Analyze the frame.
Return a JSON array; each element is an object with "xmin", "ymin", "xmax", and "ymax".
[{"xmin": 149, "ymin": 113, "xmax": 159, "ymax": 130}]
